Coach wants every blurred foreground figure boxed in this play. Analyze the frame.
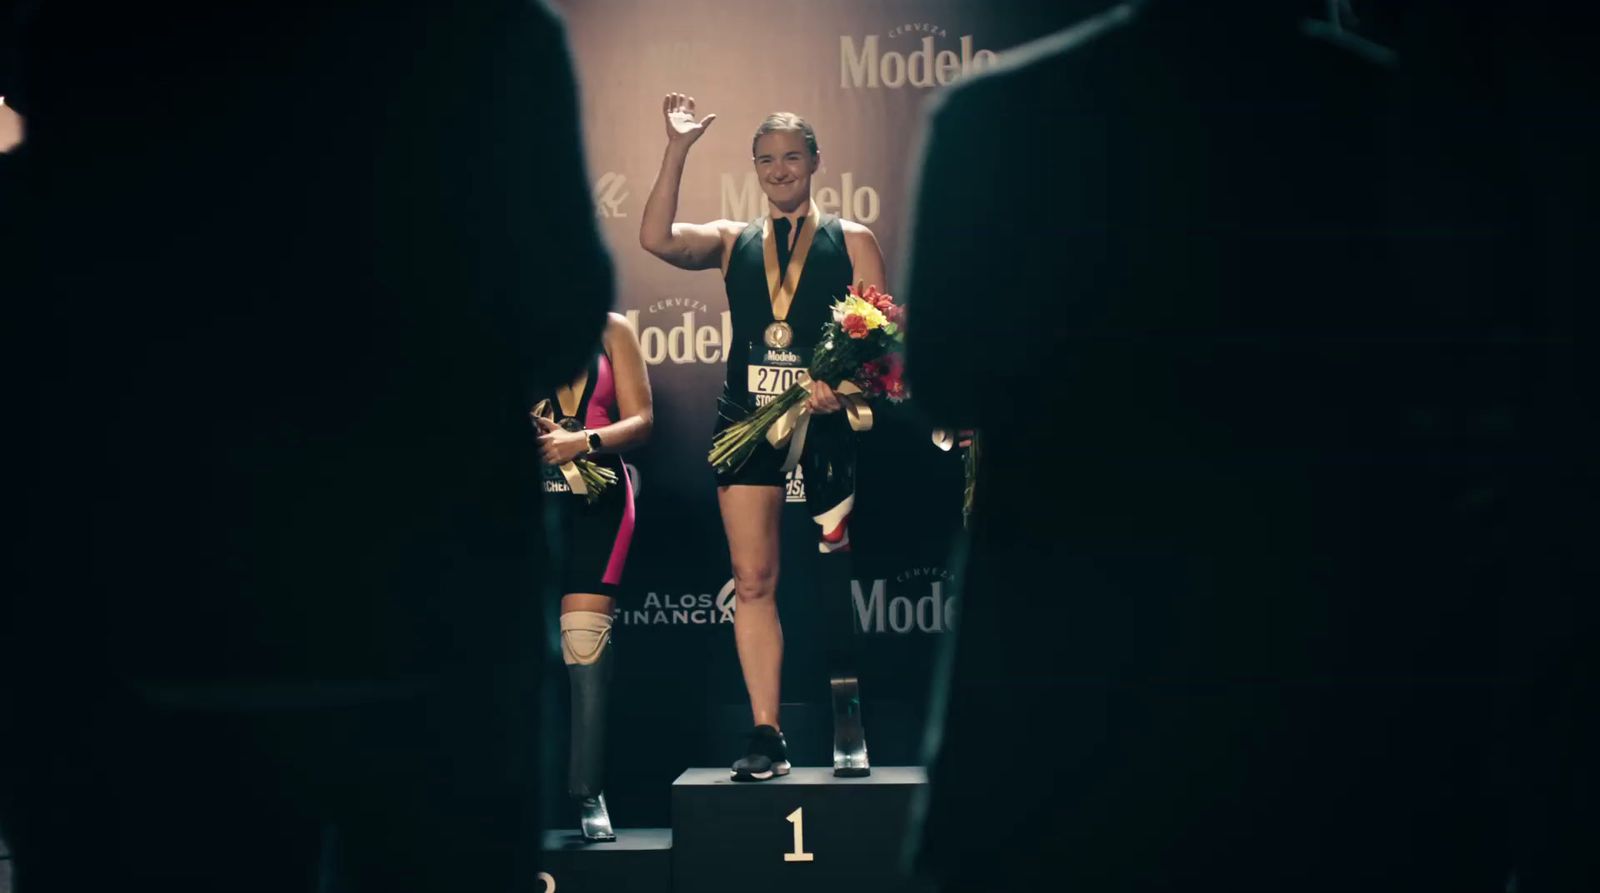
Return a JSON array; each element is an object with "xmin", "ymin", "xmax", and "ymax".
[
  {"xmin": 0, "ymin": 2, "xmax": 610, "ymax": 891},
  {"xmin": 905, "ymin": 0, "xmax": 1585, "ymax": 890}
]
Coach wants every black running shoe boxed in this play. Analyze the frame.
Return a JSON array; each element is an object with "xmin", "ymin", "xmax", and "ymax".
[{"xmin": 730, "ymin": 725, "xmax": 790, "ymax": 782}]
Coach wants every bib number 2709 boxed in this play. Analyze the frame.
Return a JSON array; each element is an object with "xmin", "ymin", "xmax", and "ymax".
[{"xmin": 749, "ymin": 365, "xmax": 809, "ymax": 396}]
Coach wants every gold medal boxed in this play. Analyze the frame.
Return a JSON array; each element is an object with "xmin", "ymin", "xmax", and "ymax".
[{"xmin": 763, "ymin": 320, "xmax": 794, "ymax": 349}]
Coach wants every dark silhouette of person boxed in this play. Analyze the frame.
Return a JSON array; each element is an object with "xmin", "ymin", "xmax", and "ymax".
[
  {"xmin": 1353, "ymin": 3, "xmax": 1598, "ymax": 889},
  {"xmin": 902, "ymin": 1, "xmax": 1571, "ymax": 890},
  {"xmin": 0, "ymin": 1, "xmax": 611, "ymax": 890}
]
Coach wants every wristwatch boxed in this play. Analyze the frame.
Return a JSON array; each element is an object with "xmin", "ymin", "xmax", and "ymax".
[{"xmin": 585, "ymin": 430, "xmax": 604, "ymax": 454}]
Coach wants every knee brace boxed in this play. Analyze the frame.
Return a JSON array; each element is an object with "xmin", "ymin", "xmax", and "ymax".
[{"xmin": 561, "ymin": 611, "xmax": 614, "ymax": 666}]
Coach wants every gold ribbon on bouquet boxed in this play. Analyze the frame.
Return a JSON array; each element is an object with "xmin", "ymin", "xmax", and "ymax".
[
  {"xmin": 530, "ymin": 398, "xmax": 589, "ymax": 497},
  {"xmin": 765, "ymin": 379, "xmax": 875, "ymax": 473}
]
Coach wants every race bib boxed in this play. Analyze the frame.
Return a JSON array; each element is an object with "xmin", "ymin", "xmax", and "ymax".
[
  {"xmin": 542, "ymin": 464, "xmax": 571, "ymax": 494},
  {"xmin": 746, "ymin": 343, "xmax": 809, "ymax": 408}
]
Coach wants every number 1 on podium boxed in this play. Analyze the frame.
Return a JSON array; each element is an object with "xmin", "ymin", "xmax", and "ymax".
[{"xmin": 784, "ymin": 807, "xmax": 815, "ymax": 862}]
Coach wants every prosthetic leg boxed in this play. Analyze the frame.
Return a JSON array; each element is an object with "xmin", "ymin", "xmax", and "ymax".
[
  {"xmin": 805, "ymin": 414, "xmax": 870, "ymax": 777},
  {"xmin": 822, "ymin": 556, "xmax": 870, "ymax": 778},
  {"xmin": 561, "ymin": 610, "xmax": 616, "ymax": 842}
]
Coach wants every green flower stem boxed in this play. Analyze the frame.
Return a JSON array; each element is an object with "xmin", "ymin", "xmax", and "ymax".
[
  {"xmin": 573, "ymin": 457, "xmax": 618, "ymax": 504},
  {"xmin": 708, "ymin": 384, "xmax": 809, "ymax": 473}
]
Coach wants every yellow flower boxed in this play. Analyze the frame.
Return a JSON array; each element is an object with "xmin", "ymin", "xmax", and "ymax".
[{"xmin": 835, "ymin": 294, "xmax": 887, "ymax": 331}]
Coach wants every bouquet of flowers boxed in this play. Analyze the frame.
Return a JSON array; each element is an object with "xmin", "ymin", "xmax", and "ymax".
[{"xmin": 709, "ymin": 284, "xmax": 907, "ymax": 475}]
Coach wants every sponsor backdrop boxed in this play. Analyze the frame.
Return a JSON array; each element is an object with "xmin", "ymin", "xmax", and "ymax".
[{"xmin": 548, "ymin": 0, "xmax": 1103, "ymax": 826}]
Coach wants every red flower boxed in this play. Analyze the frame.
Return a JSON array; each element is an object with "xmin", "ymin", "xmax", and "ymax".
[
  {"xmin": 851, "ymin": 283, "xmax": 898, "ymax": 312},
  {"xmin": 841, "ymin": 315, "xmax": 870, "ymax": 339},
  {"xmin": 884, "ymin": 303, "xmax": 906, "ymax": 324},
  {"xmin": 875, "ymin": 352, "xmax": 909, "ymax": 402},
  {"xmin": 855, "ymin": 366, "xmax": 886, "ymax": 398},
  {"xmin": 863, "ymin": 285, "xmax": 892, "ymax": 309}
]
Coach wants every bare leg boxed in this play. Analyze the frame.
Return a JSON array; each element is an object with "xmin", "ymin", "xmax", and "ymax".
[{"xmin": 718, "ymin": 485, "xmax": 784, "ymax": 730}]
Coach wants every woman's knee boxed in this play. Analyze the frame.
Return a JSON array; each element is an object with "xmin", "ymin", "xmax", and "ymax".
[{"xmin": 732, "ymin": 565, "xmax": 778, "ymax": 603}]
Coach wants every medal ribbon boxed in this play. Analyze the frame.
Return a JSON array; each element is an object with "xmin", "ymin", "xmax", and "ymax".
[
  {"xmin": 761, "ymin": 199, "xmax": 820, "ymax": 325},
  {"xmin": 554, "ymin": 371, "xmax": 587, "ymax": 420}
]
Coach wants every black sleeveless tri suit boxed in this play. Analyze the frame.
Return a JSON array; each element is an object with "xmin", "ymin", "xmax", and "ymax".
[{"xmin": 713, "ymin": 213, "xmax": 858, "ymax": 543}]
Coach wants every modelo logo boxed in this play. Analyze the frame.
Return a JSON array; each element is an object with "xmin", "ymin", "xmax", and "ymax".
[
  {"xmin": 841, "ymin": 25, "xmax": 999, "ymax": 89},
  {"xmin": 622, "ymin": 301, "xmax": 731, "ymax": 365},
  {"xmin": 593, "ymin": 172, "xmax": 629, "ymax": 218},
  {"xmin": 720, "ymin": 172, "xmax": 880, "ymax": 224},
  {"xmin": 851, "ymin": 567, "xmax": 958, "ymax": 634},
  {"xmin": 616, "ymin": 581, "xmax": 737, "ymax": 627}
]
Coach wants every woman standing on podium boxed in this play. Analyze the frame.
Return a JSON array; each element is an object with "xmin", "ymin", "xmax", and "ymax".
[
  {"xmin": 534, "ymin": 312, "xmax": 654, "ymax": 840},
  {"xmin": 640, "ymin": 93, "xmax": 888, "ymax": 781}
]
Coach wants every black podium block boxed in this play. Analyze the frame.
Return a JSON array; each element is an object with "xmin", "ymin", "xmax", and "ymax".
[
  {"xmin": 671, "ymin": 767, "xmax": 925, "ymax": 893},
  {"xmin": 537, "ymin": 828, "xmax": 672, "ymax": 893}
]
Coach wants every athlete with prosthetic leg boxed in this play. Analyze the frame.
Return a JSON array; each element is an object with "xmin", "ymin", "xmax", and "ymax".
[{"xmin": 640, "ymin": 93, "xmax": 886, "ymax": 780}]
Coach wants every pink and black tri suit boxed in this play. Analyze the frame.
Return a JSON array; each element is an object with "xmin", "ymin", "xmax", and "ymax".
[{"xmin": 543, "ymin": 350, "xmax": 635, "ymax": 597}]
